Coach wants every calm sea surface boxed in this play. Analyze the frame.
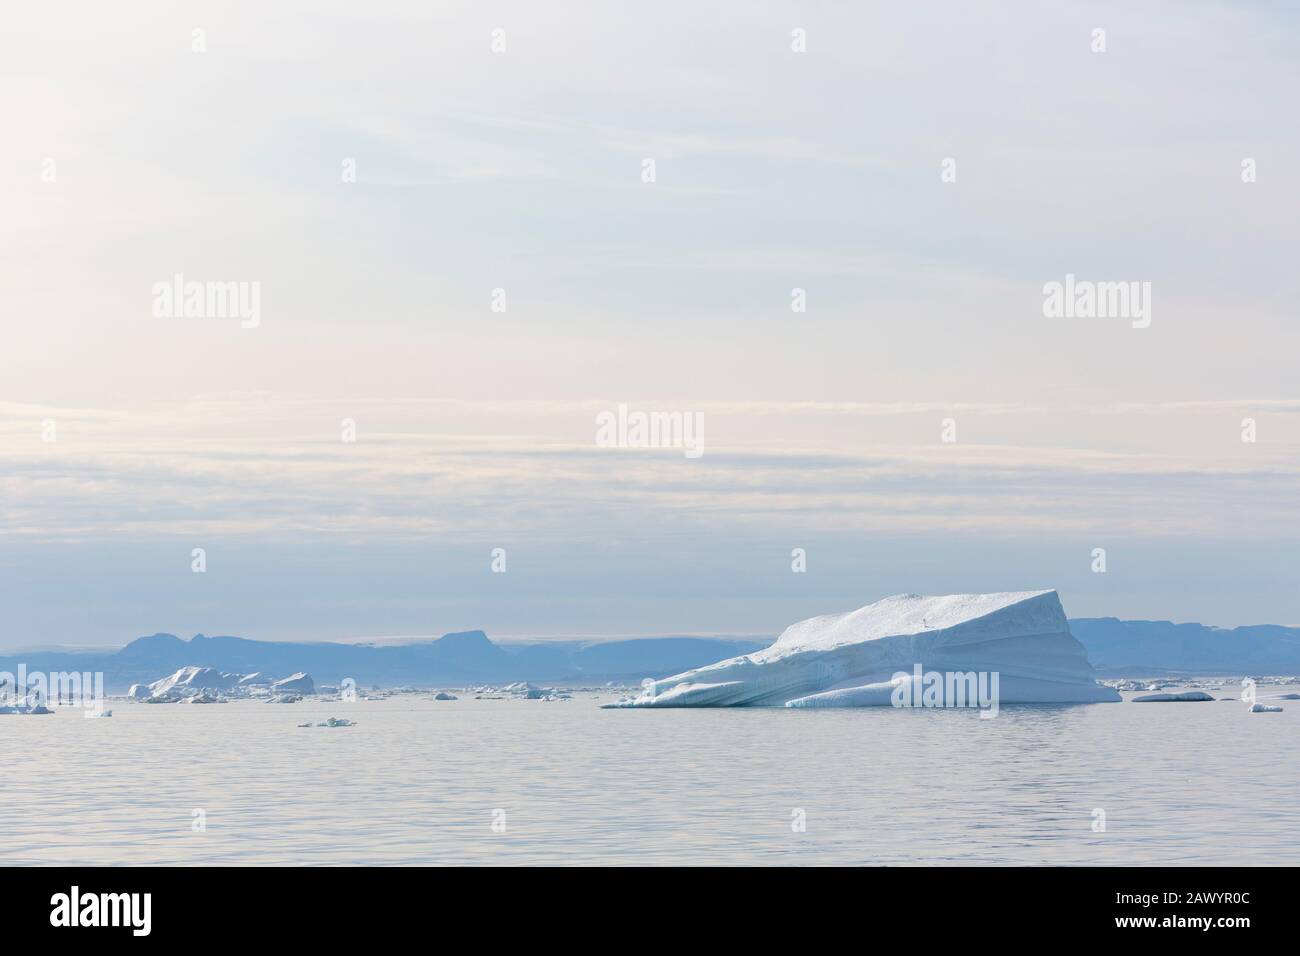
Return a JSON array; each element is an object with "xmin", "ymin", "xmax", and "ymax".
[{"xmin": 3, "ymin": 689, "xmax": 1297, "ymax": 865}]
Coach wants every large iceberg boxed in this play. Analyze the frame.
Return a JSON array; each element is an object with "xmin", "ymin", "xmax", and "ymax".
[
  {"xmin": 604, "ymin": 590, "xmax": 1119, "ymax": 708},
  {"xmin": 147, "ymin": 665, "xmax": 247, "ymax": 698}
]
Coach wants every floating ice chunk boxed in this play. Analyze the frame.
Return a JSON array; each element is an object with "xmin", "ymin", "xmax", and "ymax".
[
  {"xmin": 605, "ymin": 591, "xmax": 1118, "ymax": 708},
  {"xmin": 1250, "ymin": 702, "xmax": 1283, "ymax": 713},
  {"xmin": 433, "ymin": 692, "xmax": 458, "ymax": 700},
  {"xmin": 1132, "ymin": 691, "xmax": 1215, "ymax": 702}
]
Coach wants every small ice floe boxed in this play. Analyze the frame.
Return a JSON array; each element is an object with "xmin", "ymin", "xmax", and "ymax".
[
  {"xmin": 432, "ymin": 692, "xmax": 458, "ymax": 701},
  {"xmin": 86, "ymin": 709, "xmax": 113, "ymax": 718},
  {"xmin": 300, "ymin": 716, "xmax": 355, "ymax": 728},
  {"xmin": 1106, "ymin": 679, "xmax": 1148, "ymax": 692},
  {"xmin": 1250, "ymin": 702, "xmax": 1283, "ymax": 713},
  {"xmin": 266, "ymin": 693, "xmax": 303, "ymax": 704},
  {"xmin": 1273, "ymin": 693, "xmax": 1300, "ymax": 700},
  {"xmin": 501, "ymin": 682, "xmax": 564, "ymax": 700},
  {"xmin": 142, "ymin": 695, "xmax": 178, "ymax": 704},
  {"xmin": 1132, "ymin": 691, "xmax": 1216, "ymax": 702}
]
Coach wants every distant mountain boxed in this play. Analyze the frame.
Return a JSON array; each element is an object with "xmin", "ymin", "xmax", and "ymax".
[
  {"xmin": 4, "ymin": 617, "xmax": 1298, "ymax": 693},
  {"xmin": 0, "ymin": 631, "xmax": 769, "ymax": 693},
  {"xmin": 1070, "ymin": 618, "xmax": 1300, "ymax": 675}
]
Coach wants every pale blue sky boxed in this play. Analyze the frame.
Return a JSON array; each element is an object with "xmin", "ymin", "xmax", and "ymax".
[{"xmin": 2, "ymin": 1, "xmax": 1298, "ymax": 647}]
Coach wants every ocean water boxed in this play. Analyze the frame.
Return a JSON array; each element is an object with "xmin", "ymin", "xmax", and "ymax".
[{"xmin": 4, "ymin": 689, "xmax": 1297, "ymax": 865}]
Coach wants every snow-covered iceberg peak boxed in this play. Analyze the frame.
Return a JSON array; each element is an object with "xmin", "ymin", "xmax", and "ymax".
[
  {"xmin": 771, "ymin": 590, "xmax": 1071, "ymax": 652},
  {"xmin": 604, "ymin": 590, "xmax": 1120, "ymax": 708}
]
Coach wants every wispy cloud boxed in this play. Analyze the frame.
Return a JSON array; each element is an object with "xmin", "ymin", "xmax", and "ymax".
[{"xmin": 4, "ymin": 397, "xmax": 1297, "ymax": 542}]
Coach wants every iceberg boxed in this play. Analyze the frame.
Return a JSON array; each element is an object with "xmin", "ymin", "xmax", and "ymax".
[
  {"xmin": 1250, "ymin": 702, "xmax": 1283, "ymax": 713},
  {"xmin": 270, "ymin": 672, "xmax": 314, "ymax": 694},
  {"xmin": 147, "ymin": 666, "xmax": 247, "ymax": 698},
  {"xmin": 604, "ymin": 590, "xmax": 1119, "ymax": 708},
  {"xmin": 0, "ymin": 702, "xmax": 53, "ymax": 715},
  {"xmin": 1132, "ymin": 691, "xmax": 1215, "ymax": 702}
]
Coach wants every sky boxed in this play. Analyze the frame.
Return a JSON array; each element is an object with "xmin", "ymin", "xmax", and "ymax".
[{"xmin": 2, "ymin": 1, "xmax": 1299, "ymax": 648}]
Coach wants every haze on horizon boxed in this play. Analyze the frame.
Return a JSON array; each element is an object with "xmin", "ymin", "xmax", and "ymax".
[{"xmin": 3, "ymin": 1, "xmax": 1299, "ymax": 649}]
